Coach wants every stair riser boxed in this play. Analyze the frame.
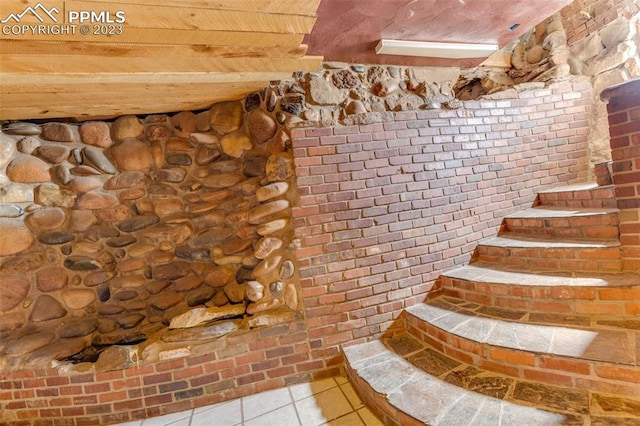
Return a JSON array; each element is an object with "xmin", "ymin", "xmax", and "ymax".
[
  {"xmin": 404, "ymin": 312, "xmax": 640, "ymax": 399},
  {"xmin": 504, "ymin": 215, "xmax": 619, "ymax": 239},
  {"xmin": 440, "ymin": 276, "xmax": 640, "ymax": 317},
  {"xmin": 474, "ymin": 246, "xmax": 622, "ymax": 272},
  {"xmin": 537, "ymin": 187, "xmax": 617, "ymax": 208}
]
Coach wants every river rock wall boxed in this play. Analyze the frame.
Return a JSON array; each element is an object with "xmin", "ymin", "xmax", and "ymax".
[{"xmin": 0, "ymin": 91, "xmax": 302, "ymax": 372}]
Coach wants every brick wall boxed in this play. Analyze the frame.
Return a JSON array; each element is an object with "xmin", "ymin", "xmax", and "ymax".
[
  {"xmin": 602, "ymin": 79, "xmax": 640, "ymax": 270},
  {"xmin": 291, "ymin": 80, "xmax": 591, "ymax": 355},
  {"xmin": 561, "ymin": 0, "xmax": 640, "ymax": 45},
  {"xmin": 0, "ymin": 80, "xmax": 593, "ymax": 425}
]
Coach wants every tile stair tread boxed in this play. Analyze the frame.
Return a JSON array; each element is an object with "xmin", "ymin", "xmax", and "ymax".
[
  {"xmin": 343, "ymin": 340, "xmax": 577, "ymax": 425},
  {"xmin": 344, "ymin": 337, "xmax": 640, "ymax": 425},
  {"xmin": 405, "ymin": 298, "xmax": 638, "ymax": 366},
  {"xmin": 442, "ymin": 261, "xmax": 639, "ymax": 287},
  {"xmin": 479, "ymin": 232, "xmax": 620, "ymax": 248},
  {"xmin": 505, "ymin": 206, "xmax": 619, "ymax": 219},
  {"xmin": 536, "ymin": 183, "xmax": 602, "ymax": 193}
]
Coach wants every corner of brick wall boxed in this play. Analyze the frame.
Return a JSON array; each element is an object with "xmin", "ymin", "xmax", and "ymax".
[{"xmin": 292, "ymin": 80, "xmax": 592, "ymax": 353}]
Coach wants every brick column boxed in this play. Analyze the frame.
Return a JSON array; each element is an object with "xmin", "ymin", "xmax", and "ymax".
[{"xmin": 601, "ymin": 79, "xmax": 640, "ymax": 270}]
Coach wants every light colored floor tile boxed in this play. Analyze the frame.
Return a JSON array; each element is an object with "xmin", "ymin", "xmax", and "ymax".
[
  {"xmin": 141, "ymin": 410, "xmax": 191, "ymax": 426},
  {"xmin": 323, "ymin": 412, "xmax": 365, "ymax": 426},
  {"xmin": 115, "ymin": 422, "xmax": 142, "ymax": 426},
  {"xmin": 192, "ymin": 399, "xmax": 242, "ymax": 426},
  {"xmin": 295, "ymin": 386, "xmax": 353, "ymax": 426},
  {"xmin": 244, "ymin": 404, "xmax": 300, "ymax": 426},
  {"xmin": 289, "ymin": 377, "xmax": 337, "ymax": 401},
  {"xmin": 338, "ymin": 382, "xmax": 364, "ymax": 410},
  {"xmin": 356, "ymin": 407, "xmax": 384, "ymax": 426},
  {"xmin": 242, "ymin": 386, "xmax": 293, "ymax": 421}
]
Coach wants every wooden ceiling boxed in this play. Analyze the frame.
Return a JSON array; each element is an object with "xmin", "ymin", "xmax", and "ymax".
[{"xmin": 0, "ymin": 0, "xmax": 323, "ymax": 120}]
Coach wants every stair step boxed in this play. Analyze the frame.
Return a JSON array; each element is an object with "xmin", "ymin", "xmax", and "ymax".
[
  {"xmin": 344, "ymin": 337, "xmax": 640, "ymax": 425},
  {"xmin": 404, "ymin": 298, "xmax": 640, "ymax": 398},
  {"xmin": 503, "ymin": 206, "xmax": 619, "ymax": 239},
  {"xmin": 536, "ymin": 183, "xmax": 617, "ymax": 208},
  {"xmin": 475, "ymin": 233, "xmax": 622, "ymax": 272},
  {"xmin": 440, "ymin": 262, "xmax": 640, "ymax": 317}
]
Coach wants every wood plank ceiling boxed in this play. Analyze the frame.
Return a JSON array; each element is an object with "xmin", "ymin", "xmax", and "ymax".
[{"xmin": 0, "ymin": 0, "xmax": 323, "ymax": 120}]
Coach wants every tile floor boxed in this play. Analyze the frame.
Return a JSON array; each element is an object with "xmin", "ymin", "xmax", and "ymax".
[{"xmin": 116, "ymin": 376, "xmax": 383, "ymax": 426}]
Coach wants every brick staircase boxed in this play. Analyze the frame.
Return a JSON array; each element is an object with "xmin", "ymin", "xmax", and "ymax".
[{"xmin": 343, "ymin": 182, "xmax": 640, "ymax": 425}]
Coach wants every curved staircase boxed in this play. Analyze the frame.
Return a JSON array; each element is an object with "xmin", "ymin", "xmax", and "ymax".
[{"xmin": 343, "ymin": 183, "xmax": 640, "ymax": 425}]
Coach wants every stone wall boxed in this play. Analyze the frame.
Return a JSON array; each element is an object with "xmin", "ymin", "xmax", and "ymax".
[
  {"xmin": 561, "ymin": 0, "xmax": 640, "ymax": 166},
  {"xmin": 0, "ymin": 77, "xmax": 593, "ymax": 424},
  {"xmin": 0, "ymin": 93, "xmax": 304, "ymax": 375}
]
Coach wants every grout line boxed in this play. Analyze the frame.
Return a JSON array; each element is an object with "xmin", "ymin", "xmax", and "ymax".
[{"xmin": 288, "ymin": 384, "xmax": 304, "ymax": 426}]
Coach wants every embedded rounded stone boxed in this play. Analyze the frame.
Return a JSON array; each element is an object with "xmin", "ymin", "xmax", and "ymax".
[
  {"xmin": 156, "ymin": 167, "xmax": 187, "ymax": 183},
  {"xmin": 222, "ymin": 238, "xmax": 252, "ymax": 255},
  {"xmin": 70, "ymin": 165, "xmax": 101, "ymax": 176},
  {"xmin": 247, "ymin": 109, "xmax": 277, "ymax": 144},
  {"xmin": 265, "ymin": 153, "xmax": 294, "ymax": 182},
  {"xmin": 84, "ymin": 271, "xmax": 116, "ymax": 287},
  {"xmin": 117, "ymin": 215, "xmax": 160, "ymax": 232},
  {"xmin": 36, "ymin": 266, "xmax": 69, "ymax": 292},
  {"xmin": 98, "ymin": 304, "xmax": 125, "ymax": 315},
  {"xmin": 76, "ymin": 190, "xmax": 119, "ymax": 210},
  {"xmin": 64, "ymin": 256, "xmax": 99, "ymax": 271},
  {"xmin": 111, "ymin": 116, "xmax": 144, "ymax": 141},
  {"xmin": 189, "ymin": 132, "xmax": 219, "ymax": 145},
  {"xmin": 175, "ymin": 246, "xmax": 210, "ymax": 262},
  {"xmin": 146, "ymin": 280, "xmax": 170, "ymax": 295},
  {"xmin": 106, "ymin": 235, "xmax": 137, "ymax": 248},
  {"xmin": 110, "ymin": 139, "xmax": 152, "ymax": 171},
  {"xmin": 269, "ymin": 280, "xmax": 283, "ymax": 297},
  {"xmin": 221, "ymin": 130, "xmax": 252, "ymax": 158},
  {"xmin": 164, "ymin": 320, "xmax": 238, "ymax": 342},
  {"xmin": 257, "ymin": 218, "xmax": 288, "ymax": 236},
  {"xmin": 0, "ymin": 219, "xmax": 33, "ymax": 256},
  {"xmin": 92, "ymin": 331, "xmax": 146, "ymax": 346},
  {"xmin": 84, "ymin": 223, "xmax": 120, "ymax": 241},
  {"xmin": 95, "ymin": 345, "xmax": 135, "ymax": 372},
  {"xmin": 6, "ymin": 155, "xmax": 50, "ymax": 183},
  {"xmin": 114, "ymin": 289, "xmax": 138, "ymax": 301},
  {"xmin": 0, "ymin": 205, "xmax": 24, "ymax": 218},
  {"xmin": 246, "ymin": 298, "xmax": 281, "ymax": 315},
  {"xmin": 5, "ymin": 332, "xmax": 55, "ymax": 356},
  {"xmin": 284, "ymin": 283, "xmax": 298, "ymax": 310},
  {"xmin": 174, "ymin": 275, "xmax": 203, "ymax": 292},
  {"xmin": 41, "ymin": 123, "xmax": 75, "ymax": 142},
  {"xmin": 27, "ymin": 339, "xmax": 86, "ymax": 366},
  {"xmin": 117, "ymin": 258, "xmax": 146, "ymax": 273},
  {"xmin": 150, "ymin": 291, "xmax": 180, "ymax": 310},
  {"xmin": 30, "ymin": 294, "xmax": 67, "ymax": 322},
  {"xmin": 34, "ymin": 183, "xmax": 76, "ymax": 207},
  {"xmin": 51, "ymin": 165, "xmax": 72, "ymax": 185},
  {"xmin": 248, "ymin": 200, "xmax": 290, "ymax": 224},
  {"xmin": 256, "ymin": 182, "xmax": 289, "ymax": 202},
  {"xmin": 186, "ymin": 285, "xmax": 216, "ymax": 307},
  {"xmin": 372, "ymin": 79, "xmax": 399, "ymax": 97},
  {"xmin": 59, "ymin": 319, "xmax": 98, "ymax": 338},
  {"xmin": 279, "ymin": 260, "xmax": 295, "ymax": 280},
  {"xmin": 117, "ymin": 313, "xmax": 145, "ymax": 329},
  {"xmin": 0, "ymin": 183, "xmax": 34, "ymax": 203},
  {"xmin": 82, "ymin": 146, "xmax": 117, "ymax": 174},
  {"xmin": 244, "ymin": 92, "xmax": 261, "ymax": 112},
  {"xmin": 190, "ymin": 227, "xmax": 234, "ymax": 247},
  {"xmin": 204, "ymin": 266, "xmax": 235, "ymax": 287},
  {"xmin": 209, "ymin": 101, "xmax": 244, "ymax": 135},
  {"xmin": 2, "ymin": 122, "xmax": 40, "ymax": 136},
  {"xmin": 0, "ymin": 275, "xmax": 30, "ymax": 311},
  {"xmin": 24, "ymin": 207, "xmax": 66, "ymax": 232},
  {"xmin": 237, "ymin": 225, "xmax": 258, "ymax": 240},
  {"xmin": 169, "ymin": 304, "xmax": 245, "ymax": 329},
  {"xmin": 195, "ymin": 144, "xmax": 221, "ymax": 166},
  {"xmin": 280, "ymin": 93, "xmax": 305, "ymax": 115},
  {"xmin": 253, "ymin": 254, "xmax": 282, "ymax": 279},
  {"xmin": 33, "ymin": 145, "xmax": 69, "ymax": 164},
  {"xmin": 61, "ymin": 289, "xmax": 96, "ymax": 310},
  {"xmin": 1, "ymin": 252, "xmax": 44, "ymax": 273},
  {"xmin": 165, "ymin": 152, "xmax": 192, "ymax": 166},
  {"xmin": 246, "ymin": 281, "xmax": 264, "ymax": 302},
  {"xmin": 0, "ymin": 312, "xmax": 24, "ymax": 332},
  {"xmin": 119, "ymin": 187, "xmax": 146, "ymax": 201},
  {"xmin": 79, "ymin": 121, "xmax": 113, "ymax": 148},
  {"xmin": 243, "ymin": 153, "xmax": 267, "ymax": 178},
  {"xmin": 38, "ymin": 231, "xmax": 74, "ymax": 245},
  {"xmin": 68, "ymin": 176, "xmax": 105, "ymax": 194},
  {"xmin": 223, "ymin": 281, "xmax": 245, "ymax": 303},
  {"xmin": 16, "ymin": 136, "xmax": 41, "ymax": 154},
  {"xmin": 152, "ymin": 261, "xmax": 191, "ymax": 280},
  {"xmin": 254, "ymin": 237, "xmax": 283, "ymax": 259},
  {"xmin": 170, "ymin": 111, "xmax": 196, "ymax": 138},
  {"xmin": 145, "ymin": 124, "xmax": 171, "ymax": 143},
  {"xmin": 104, "ymin": 171, "xmax": 146, "ymax": 190}
]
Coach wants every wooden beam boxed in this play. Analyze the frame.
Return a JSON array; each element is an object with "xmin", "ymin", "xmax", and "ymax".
[{"xmin": 0, "ymin": 1, "xmax": 317, "ymax": 34}]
